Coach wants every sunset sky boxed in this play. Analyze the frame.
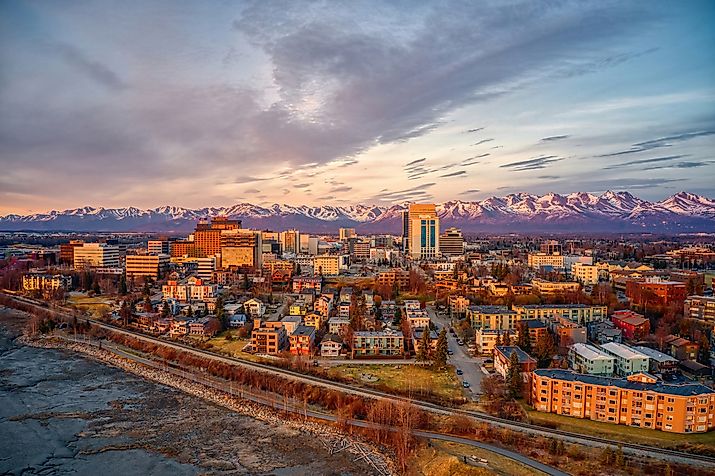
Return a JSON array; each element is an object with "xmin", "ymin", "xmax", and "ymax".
[{"xmin": 1, "ymin": 0, "xmax": 714, "ymax": 214}]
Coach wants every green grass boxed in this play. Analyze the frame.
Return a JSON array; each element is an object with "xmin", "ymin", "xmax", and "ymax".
[
  {"xmin": 414, "ymin": 440, "xmax": 544, "ymax": 476},
  {"xmin": 524, "ymin": 406, "xmax": 715, "ymax": 450},
  {"xmin": 200, "ymin": 332, "xmax": 268, "ymax": 363},
  {"xmin": 328, "ymin": 364, "xmax": 464, "ymax": 401}
]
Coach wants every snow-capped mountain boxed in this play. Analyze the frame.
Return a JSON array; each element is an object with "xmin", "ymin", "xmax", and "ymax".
[{"xmin": 1, "ymin": 191, "xmax": 714, "ymax": 233}]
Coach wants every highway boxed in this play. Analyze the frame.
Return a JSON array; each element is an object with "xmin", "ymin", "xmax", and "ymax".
[{"xmin": 3, "ymin": 291, "xmax": 715, "ymax": 469}]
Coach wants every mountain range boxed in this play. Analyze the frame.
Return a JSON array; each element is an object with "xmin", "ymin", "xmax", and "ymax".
[{"xmin": 1, "ymin": 191, "xmax": 714, "ymax": 233}]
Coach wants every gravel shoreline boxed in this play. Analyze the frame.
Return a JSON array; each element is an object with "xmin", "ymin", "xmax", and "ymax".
[{"xmin": 19, "ymin": 334, "xmax": 395, "ymax": 475}]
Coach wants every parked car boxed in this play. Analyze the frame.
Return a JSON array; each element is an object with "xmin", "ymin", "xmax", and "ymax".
[
  {"xmin": 462, "ymin": 381, "xmax": 470, "ymax": 388},
  {"xmin": 456, "ymin": 369, "xmax": 463, "ymax": 375},
  {"xmin": 457, "ymin": 339, "xmax": 464, "ymax": 346}
]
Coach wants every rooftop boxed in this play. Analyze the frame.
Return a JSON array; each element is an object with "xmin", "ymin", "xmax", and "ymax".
[
  {"xmin": 633, "ymin": 346, "xmax": 678, "ymax": 363},
  {"xmin": 292, "ymin": 325, "xmax": 315, "ymax": 337},
  {"xmin": 534, "ymin": 368, "xmax": 713, "ymax": 397},
  {"xmin": 570, "ymin": 343, "xmax": 614, "ymax": 361},
  {"xmin": 495, "ymin": 346, "xmax": 536, "ymax": 364},
  {"xmin": 469, "ymin": 305, "xmax": 516, "ymax": 314},
  {"xmin": 515, "ymin": 304, "xmax": 597, "ymax": 309},
  {"xmin": 600, "ymin": 342, "xmax": 648, "ymax": 360}
]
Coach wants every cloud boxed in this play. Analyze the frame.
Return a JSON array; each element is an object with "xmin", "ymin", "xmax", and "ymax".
[
  {"xmin": 459, "ymin": 189, "xmax": 480, "ymax": 195},
  {"xmin": 234, "ymin": 176, "xmax": 271, "ymax": 184},
  {"xmin": 330, "ymin": 185, "xmax": 352, "ymax": 192},
  {"xmin": 597, "ymin": 130, "xmax": 715, "ymax": 157},
  {"xmin": 472, "ymin": 138, "xmax": 494, "ymax": 146},
  {"xmin": 404, "ymin": 158, "xmax": 427, "ymax": 167},
  {"xmin": 243, "ymin": 188, "xmax": 260, "ymax": 194},
  {"xmin": 465, "ymin": 127, "xmax": 484, "ymax": 133},
  {"xmin": 540, "ymin": 135, "xmax": 570, "ymax": 142},
  {"xmin": 500, "ymin": 155, "xmax": 563, "ymax": 171},
  {"xmin": 294, "ymin": 183, "xmax": 310, "ymax": 188},
  {"xmin": 53, "ymin": 43, "xmax": 128, "ymax": 91},
  {"xmin": 538, "ymin": 175, "xmax": 560, "ymax": 179},
  {"xmin": 440, "ymin": 170, "xmax": 467, "ymax": 178},
  {"xmin": 603, "ymin": 154, "xmax": 689, "ymax": 169}
]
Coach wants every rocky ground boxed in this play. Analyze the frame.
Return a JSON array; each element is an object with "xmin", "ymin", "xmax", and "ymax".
[{"xmin": 0, "ymin": 307, "xmax": 387, "ymax": 475}]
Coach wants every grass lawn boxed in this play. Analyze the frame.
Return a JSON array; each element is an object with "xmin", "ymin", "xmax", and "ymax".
[
  {"xmin": 525, "ymin": 406, "xmax": 715, "ymax": 450},
  {"xmin": 328, "ymin": 364, "xmax": 464, "ymax": 402},
  {"xmin": 67, "ymin": 294, "xmax": 113, "ymax": 317},
  {"xmin": 411, "ymin": 440, "xmax": 544, "ymax": 476},
  {"xmin": 200, "ymin": 332, "xmax": 267, "ymax": 363}
]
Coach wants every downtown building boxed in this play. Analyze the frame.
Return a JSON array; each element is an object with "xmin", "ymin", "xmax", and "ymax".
[
  {"xmin": 73, "ymin": 243, "xmax": 120, "ymax": 270},
  {"xmin": 439, "ymin": 227, "xmax": 465, "ymax": 257},
  {"xmin": 125, "ymin": 253, "xmax": 170, "ymax": 279},
  {"xmin": 406, "ymin": 203, "xmax": 440, "ymax": 260}
]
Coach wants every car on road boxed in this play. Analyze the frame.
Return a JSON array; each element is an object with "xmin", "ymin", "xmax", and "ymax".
[
  {"xmin": 462, "ymin": 381, "xmax": 470, "ymax": 388},
  {"xmin": 456, "ymin": 369, "xmax": 463, "ymax": 375},
  {"xmin": 457, "ymin": 339, "xmax": 464, "ymax": 346},
  {"xmin": 447, "ymin": 349, "xmax": 454, "ymax": 355}
]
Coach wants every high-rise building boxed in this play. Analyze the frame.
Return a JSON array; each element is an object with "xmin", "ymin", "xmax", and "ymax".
[
  {"xmin": 339, "ymin": 228, "xmax": 356, "ymax": 241},
  {"xmin": 439, "ymin": 227, "xmax": 464, "ymax": 257},
  {"xmin": 540, "ymin": 240, "xmax": 562, "ymax": 255},
  {"xmin": 148, "ymin": 239, "xmax": 170, "ymax": 255},
  {"xmin": 193, "ymin": 217, "xmax": 240, "ymax": 258},
  {"xmin": 220, "ymin": 229, "xmax": 263, "ymax": 269},
  {"xmin": 401, "ymin": 211, "xmax": 409, "ymax": 252},
  {"xmin": 280, "ymin": 230, "xmax": 300, "ymax": 254},
  {"xmin": 126, "ymin": 254, "xmax": 170, "ymax": 279},
  {"xmin": 73, "ymin": 243, "xmax": 120, "ymax": 269},
  {"xmin": 407, "ymin": 204, "xmax": 439, "ymax": 259},
  {"xmin": 59, "ymin": 240, "xmax": 84, "ymax": 266}
]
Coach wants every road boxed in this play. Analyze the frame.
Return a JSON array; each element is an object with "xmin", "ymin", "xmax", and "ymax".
[
  {"xmin": 4, "ymin": 292, "xmax": 715, "ymax": 469},
  {"xmin": 427, "ymin": 305, "xmax": 484, "ymax": 397},
  {"xmin": 64, "ymin": 335, "xmax": 564, "ymax": 476}
]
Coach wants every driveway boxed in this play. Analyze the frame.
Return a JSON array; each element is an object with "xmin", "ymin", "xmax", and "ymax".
[{"xmin": 428, "ymin": 305, "xmax": 484, "ymax": 397}]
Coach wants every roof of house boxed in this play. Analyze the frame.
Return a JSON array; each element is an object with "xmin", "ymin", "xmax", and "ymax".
[
  {"xmin": 292, "ymin": 325, "xmax": 316, "ymax": 337},
  {"xmin": 468, "ymin": 305, "xmax": 516, "ymax": 314},
  {"xmin": 571, "ymin": 343, "xmax": 614, "ymax": 361},
  {"xmin": 600, "ymin": 342, "xmax": 648, "ymax": 360},
  {"xmin": 494, "ymin": 346, "xmax": 536, "ymax": 364},
  {"xmin": 321, "ymin": 333, "xmax": 343, "ymax": 344},
  {"xmin": 633, "ymin": 346, "xmax": 678, "ymax": 363},
  {"xmin": 534, "ymin": 368, "xmax": 713, "ymax": 396}
]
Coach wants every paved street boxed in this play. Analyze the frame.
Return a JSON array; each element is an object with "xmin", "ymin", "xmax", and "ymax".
[{"xmin": 427, "ymin": 305, "xmax": 484, "ymax": 397}]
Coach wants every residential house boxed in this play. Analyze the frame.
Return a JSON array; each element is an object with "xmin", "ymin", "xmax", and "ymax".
[{"xmin": 494, "ymin": 346, "xmax": 537, "ymax": 379}]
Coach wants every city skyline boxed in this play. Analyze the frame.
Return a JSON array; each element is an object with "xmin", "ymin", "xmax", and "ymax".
[{"xmin": 1, "ymin": 1, "xmax": 714, "ymax": 214}]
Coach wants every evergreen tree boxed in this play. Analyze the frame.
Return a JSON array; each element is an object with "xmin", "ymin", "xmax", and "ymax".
[
  {"xmin": 119, "ymin": 273, "xmax": 128, "ymax": 296},
  {"xmin": 516, "ymin": 322, "xmax": 532, "ymax": 354},
  {"xmin": 434, "ymin": 328, "xmax": 448, "ymax": 368},
  {"xmin": 503, "ymin": 331, "xmax": 511, "ymax": 346},
  {"xmin": 186, "ymin": 305, "xmax": 193, "ymax": 318},
  {"xmin": 92, "ymin": 280, "xmax": 101, "ymax": 295},
  {"xmin": 416, "ymin": 328, "xmax": 430, "ymax": 362},
  {"xmin": 215, "ymin": 295, "xmax": 227, "ymax": 330},
  {"xmin": 506, "ymin": 351, "xmax": 522, "ymax": 399},
  {"xmin": 119, "ymin": 300, "xmax": 132, "ymax": 327},
  {"xmin": 495, "ymin": 331, "xmax": 502, "ymax": 347},
  {"xmin": 143, "ymin": 282, "xmax": 151, "ymax": 296},
  {"xmin": 161, "ymin": 302, "xmax": 171, "ymax": 318}
]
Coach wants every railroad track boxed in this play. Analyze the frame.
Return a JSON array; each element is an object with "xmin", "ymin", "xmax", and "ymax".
[{"xmin": 3, "ymin": 291, "xmax": 714, "ymax": 468}]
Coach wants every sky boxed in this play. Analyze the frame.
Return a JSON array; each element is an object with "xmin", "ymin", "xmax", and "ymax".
[{"xmin": 1, "ymin": 0, "xmax": 714, "ymax": 215}]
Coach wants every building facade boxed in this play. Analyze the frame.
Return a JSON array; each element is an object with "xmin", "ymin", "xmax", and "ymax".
[{"xmin": 407, "ymin": 203, "xmax": 440, "ymax": 260}]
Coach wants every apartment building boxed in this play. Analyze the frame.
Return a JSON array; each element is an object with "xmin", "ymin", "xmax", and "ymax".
[
  {"xmin": 314, "ymin": 255, "xmax": 341, "ymax": 276},
  {"xmin": 125, "ymin": 254, "xmax": 169, "ymax": 279},
  {"xmin": 351, "ymin": 329, "xmax": 404, "ymax": 358},
  {"xmin": 494, "ymin": 346, "xmax": 536, "ymax": 379},
  {"xmin": 328, "ymin": 316, "xmax": 350, "ymax": 336},
  {"xmin": 684, "ymin": 295, "xmax": 715, "ymax": 324},
  {"xmin": 633, "ymin": 346, "xmax": 679, "ymax": 376},
  {"xmin": 251, "ymin": 324, "xmax": 288, "ymax": 355},
  {"xmin": 520, "ymin": 319, "xmax": 549, "ymax": 348},
  {"xmin": 376, "ymin": 268, "xmax": 410, "ymax": 290},
  {"xmin": 551, "ymin": 316, "xmax": 587, "ymax": 347},
  {"xmin": 600, "ymin": 342, "xmax": 650, "ymax": 376},
  {"xmin": 531, "ymin": 278, "xmax": 580, "ymax": 295},
  {"xmin": 532, "ymin": 369, "xmax": 715, "ymax": 433},
  {"xmin": 292, "ymin": 276, "xmax": 323, "ymax": 294},
  {"xmin": 527, "ymin": 253, "xmax": 564, "ymax": 270},
  {"xmin": 572, "ymin": 262, "xmax": 599, "ymax": 285},
  {"xmin": 59, "ymin": 240, "xmax": 84, "ymax": 266},
  {"xmin": 289, "ymin": 325, "xmax": 316, "ymax": 356},
  {"xmin": 73, "ymin": 243, "xmax": 120, "ymax": 269},
  {"xmin": 448, "ymin": 295, "xmax": 470, "ymax": 318},
  {"xmin": 467, "ymin": 305, "xmax": 518, "ymax": 330},
  {"xmin": 568, "ymin": 343, "xmax": 615, "ymax": 376},
  {"xmin": 439, "ymin": 227, "xmax": 464, "ymax": 257},
  {"xmin": 161, "ymin": 279, "xmax": 217, "ymax": 302},
  {"xmin": 339, "ymin": 228, "xmax": 357, "ymax": 241},
  {"xmin": 351, "ymin": 241, "xmax": 371, "ymax": 261},
  {"xmin": 194, "ymin": 217, "xmax": 240, "ymax": 258},
  {"xmin": 626, "ymin": 277, "xmax": 687, "ymax": 308},
  {"xmin": 611, "ymin": 310, "xmax": 651, "ymax": 340},
  {"xmin": 22, "ymin": 273, "xmax": 72, "ymax": 291},
  {"xmin": 474, "ymin": 328, "xmax": 518, "ymax": 356},
  {"xmin": 513, "ymin": 304, "xmax": 607, "ymax": 326},
  {"xmin": 279, "ymin": 229, "xmax": 300, "ymax": 254}
]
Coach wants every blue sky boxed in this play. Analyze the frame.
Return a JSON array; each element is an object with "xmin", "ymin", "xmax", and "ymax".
[{"xmin": 1, "ymin": 0, "xmax": 713, "ymax": 214}]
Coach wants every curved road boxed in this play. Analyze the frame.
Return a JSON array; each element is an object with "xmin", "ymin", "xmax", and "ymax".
[{"xmin": 4, "ymin": 292, "xmax": 715, "ymax": 469}]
